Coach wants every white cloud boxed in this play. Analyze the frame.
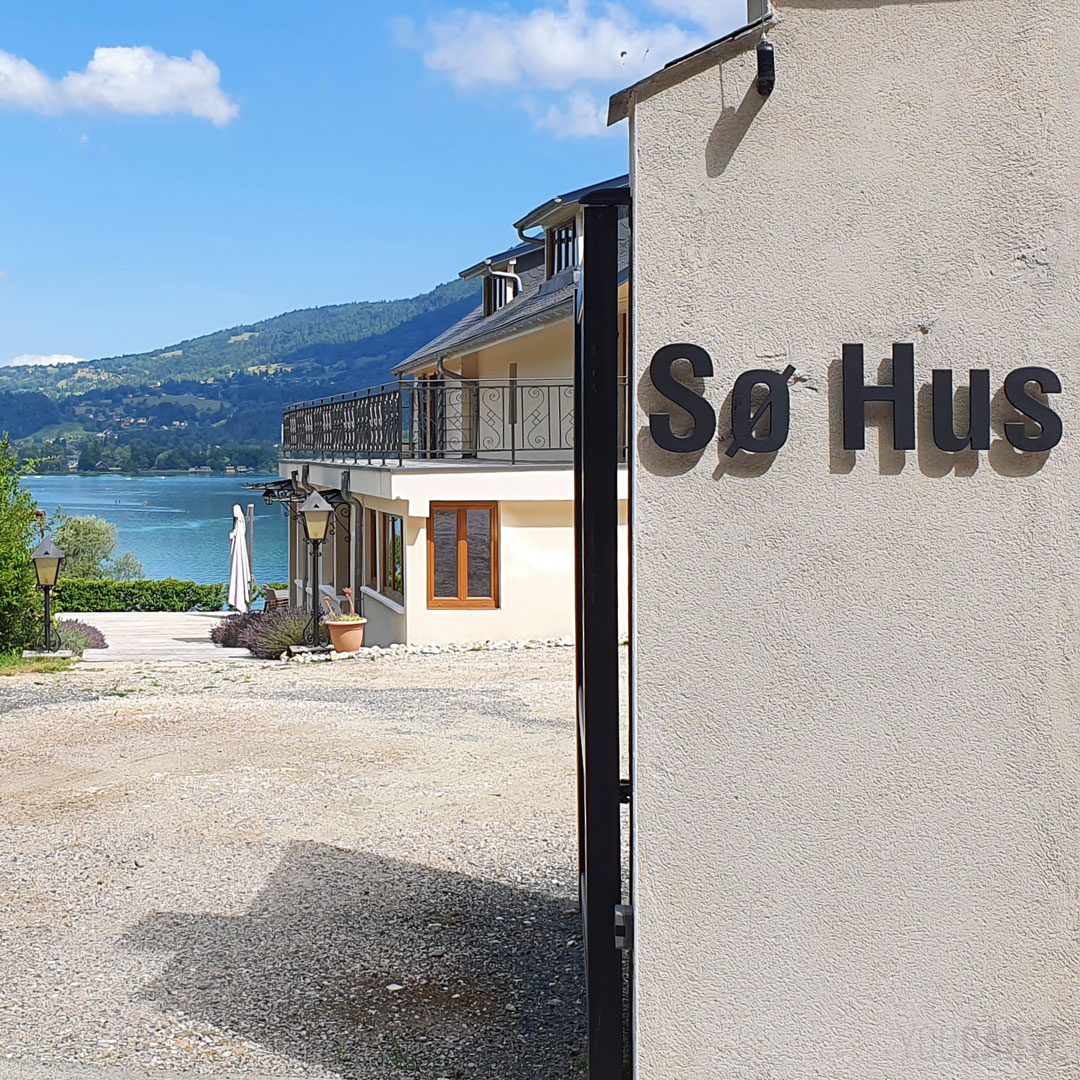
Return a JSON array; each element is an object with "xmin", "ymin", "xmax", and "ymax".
[
  {"xmin": 650, "ymin": 0, "xmax": 747, "ymax": 34},
  {"xmin": 0, "ymin": 45, "xmax": 238, "ymax": 125},
  {"xmin": 533, "ymin": 89, "xmax": 616, "ymax": 138},
  {"xmin": 399, "ymin": 0, "xmax": 747, "ymax": 137},
  {"xmin": 3, "ymin": 354, "xmax": 86, "ymax": 367},
  {"xmin": 419, "ymin": 0, "xmax": 697, "ymax": 91}
]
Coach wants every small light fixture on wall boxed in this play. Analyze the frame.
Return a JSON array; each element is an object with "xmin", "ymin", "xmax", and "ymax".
[{"xmin": 757, "ymin": 39, "xmax": 775, "ymax": 96}]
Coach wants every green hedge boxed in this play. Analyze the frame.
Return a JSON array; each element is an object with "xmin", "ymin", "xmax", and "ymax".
[{"xmin": 55, "ymin": 578, "xmax": 226, "ymax": 613}]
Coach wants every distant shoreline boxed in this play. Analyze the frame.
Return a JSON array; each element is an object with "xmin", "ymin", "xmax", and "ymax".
[{"xmin": 27, "ymin": 470, "xmax": 279, "ymax": 480}]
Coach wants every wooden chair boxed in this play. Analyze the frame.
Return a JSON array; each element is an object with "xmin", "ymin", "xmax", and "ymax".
[{"xmin": 264, "ymin": 587, "xmax": 288, "ymax": 610}]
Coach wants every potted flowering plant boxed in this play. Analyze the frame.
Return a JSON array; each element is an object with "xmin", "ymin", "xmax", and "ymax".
[{"xmin": 321, "ymin": 588, "xmax": 367, "ymax": 652}]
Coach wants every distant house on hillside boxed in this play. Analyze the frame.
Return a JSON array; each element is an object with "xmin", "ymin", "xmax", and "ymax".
[{"xmin": 271, "ymin": 175, "xmax": 630, "ymax": 646}]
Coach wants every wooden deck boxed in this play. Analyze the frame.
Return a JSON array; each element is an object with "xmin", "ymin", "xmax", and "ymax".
[{"xmin": 77, "ymin": 611, "xmax": 253, "ymax": 664}]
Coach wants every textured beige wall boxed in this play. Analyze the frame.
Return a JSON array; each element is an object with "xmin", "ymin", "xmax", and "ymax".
[
  {"xmin": 354, "ymin": 493, "xmax": 406, "ymax": 648},
  {"xmin": 629, "ymin": 3, "xmax": 1079, "ymax": 1077},
  {"xmin": 472, "ymin": 320, "xmax": 573, "ymax": 381},
  {"xmin": 405, "ymin": 500, "xmax": 629, "ymax": 644}
]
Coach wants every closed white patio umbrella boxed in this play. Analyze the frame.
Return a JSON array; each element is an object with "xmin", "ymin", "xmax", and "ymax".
[{"xmin": 228, "ymin": 504, "xmax": 252, "ymax": 612}]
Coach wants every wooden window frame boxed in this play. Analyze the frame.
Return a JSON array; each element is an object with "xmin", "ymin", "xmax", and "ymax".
[
  {"xmin": 366, "ymin": 508, "xmax": 404, "ymax": 603},
  {"xmin": 427, "ymin": 502, "xmax": 500, "ymax": 610},
  {"xmin": 366, "ymin": 508, "xmax": 378, "ymax": 589},
  {"xmin": 546, "ymin": 220, "xmax": 578, "ymax": 279},
  {"xmin": 380, "ymin": 512, "xmax": 404, "ymax": 605}
]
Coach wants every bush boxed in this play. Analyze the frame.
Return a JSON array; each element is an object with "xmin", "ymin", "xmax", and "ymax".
[
  {"xmin": 211, "ymin": 609, "xmax": 263, "ymax": 648},
  {"xmin": 57, "ymin": 619, "xmax": 107, "ymax": 655},
  {"xmin": 55, "ymin": 578, "xmax": 226, "ymax": 613},
  {"xmin": 0, "ymin": 436, "xmax": 43, "ymax": 652},
  {"xmin": 238, "ymin": 607, "xmax": 310, "ymax": 659}
]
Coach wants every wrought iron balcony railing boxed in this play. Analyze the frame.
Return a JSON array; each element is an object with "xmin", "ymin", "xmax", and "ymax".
[{"xmin": 282, "ymin": 377, "xmax": 628, "ymax": 465}]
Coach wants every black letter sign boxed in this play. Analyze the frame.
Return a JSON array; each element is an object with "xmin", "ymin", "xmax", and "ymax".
[
  {"xmin": 842, "ymin": 343, "xmax": 916, "ymax": 451},
  {"xmin": 726, "ymin": 365, "xmax": 795, "ymax": 457},
  {"xmin": 648, "ymin": 343, "xmax": 717, "ymax": 453},
  {"xmin": 932, "ymin": 369, "xmax": 992, "ymax": 452},
  {"xmin": 1003, "ymin": 367, "xmax": 1063, "ymax": 452}
]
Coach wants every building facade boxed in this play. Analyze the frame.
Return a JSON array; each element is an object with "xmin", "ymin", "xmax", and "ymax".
[
  {"xmin": 617, "ymin": 2, "xmax": 1078, "ymax": 1077},
  {"xmin": 276, "ymin": 178, "xmax": 630, "ymax": 646}
]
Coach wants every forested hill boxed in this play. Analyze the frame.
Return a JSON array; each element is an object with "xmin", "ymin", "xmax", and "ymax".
[
  {"xmin": 0, "ymin": 277, "xmax": 481, "ymax": 470},
  {"xmin": 1, "ymin": 276, "xmax": 480, "ymax": 398}
]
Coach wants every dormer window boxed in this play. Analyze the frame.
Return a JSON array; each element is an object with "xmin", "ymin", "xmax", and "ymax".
[
  {"xmin": 546, "ymin": 220, "xmax": 577, "ymax": 279},
  {"xmin": 482, "ymin": 259, "xmax": 521, "ymax": 317}
]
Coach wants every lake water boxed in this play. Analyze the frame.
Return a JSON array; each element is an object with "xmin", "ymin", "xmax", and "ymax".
[{"xmin": 26, "ymin": 473, "xmax": 290, "ymax": 585}]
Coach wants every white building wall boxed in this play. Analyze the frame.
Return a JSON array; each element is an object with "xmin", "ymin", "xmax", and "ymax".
[
  {"xmin": 628, "ymin": 4, "xmax": 1079, "ymax": 1077},
  {"xmin": 405, "ymin": 500, "xmax": 629, "ymax": 646}
]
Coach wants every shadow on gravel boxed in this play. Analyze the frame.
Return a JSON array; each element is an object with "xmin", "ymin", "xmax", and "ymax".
[
  {"xmin": 255, "ymin": 685, "xmax": 561, "ymax": 728},
  {"xmin": 121, "ymin": 842, "xmax": 586, "ymax": 1078}
]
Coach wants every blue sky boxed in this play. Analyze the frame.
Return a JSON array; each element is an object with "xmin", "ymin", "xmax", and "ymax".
[{"xmin": 0, "ymin": 0, "xmax": 749, "ymax": 366}]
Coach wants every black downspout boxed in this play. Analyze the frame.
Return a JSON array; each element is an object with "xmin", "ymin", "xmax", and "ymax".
[{"xmin": 575, "ymin": 189, "xmax": 627, "ymax": 1080}]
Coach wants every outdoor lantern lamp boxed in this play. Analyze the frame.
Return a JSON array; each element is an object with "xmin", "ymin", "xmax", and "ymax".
[
  {"xmin": 300, "ymin": 491, "xmax": 333, "ymax": 543},
  {"xmin": 756, "ymin": 38, "xmax": 776, "ymax": 96},
  {"xmin": 30, "ymin": 538, "xmax": 64, "ymax": 652},
  {"xmin": 299, "ymin": 491, "xmax": 333, "ymax": 646}
]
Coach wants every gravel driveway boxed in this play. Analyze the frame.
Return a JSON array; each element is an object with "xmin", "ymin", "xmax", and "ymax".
[{"xmin": 0, "ymin": 648, "xmax": 604, "ymax": 1079}]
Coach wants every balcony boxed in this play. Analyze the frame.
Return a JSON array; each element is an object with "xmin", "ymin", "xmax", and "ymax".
[{"xmin": 282, "ymin": 378, "xmax": 628, "ymax": 465}]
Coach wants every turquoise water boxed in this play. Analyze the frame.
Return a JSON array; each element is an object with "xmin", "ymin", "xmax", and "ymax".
[{"xmin": 25, "ymin": 473, "xmax": 289, "ymax": 586}]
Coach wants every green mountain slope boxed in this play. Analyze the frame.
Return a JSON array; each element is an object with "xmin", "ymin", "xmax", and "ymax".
[
  {"xmin": 85, "ymin": 277, "xmax": 480, "ymax": 384},
  {"xmin": 0, "ymin": 278, "xmax": 481, "ymax": 469}
]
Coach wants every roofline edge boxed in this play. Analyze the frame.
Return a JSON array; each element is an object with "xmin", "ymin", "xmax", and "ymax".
[{"xmin": 608, "ymin": 14, "xmax": 774, "ymax": 126}]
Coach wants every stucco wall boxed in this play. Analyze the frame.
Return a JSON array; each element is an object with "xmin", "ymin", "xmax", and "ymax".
[
  {"xmin": 405, "ymin": 500, "xmax": 629, "ymax": 645},
  {"xmin": 629, "ymin": 3, "xmax": 1079, "ymax": 1078},
  {"xmin": 354, "ymin": 493, "xmax": 406, "ymax": 647}
]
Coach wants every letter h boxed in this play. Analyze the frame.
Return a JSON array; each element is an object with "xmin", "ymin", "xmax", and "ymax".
[{"xmin": 842, "ymin": 343, "xmax": 916, "ymax": 451}]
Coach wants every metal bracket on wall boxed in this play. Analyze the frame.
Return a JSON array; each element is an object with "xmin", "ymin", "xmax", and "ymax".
[
  {"xmin": 619, "ymin": 779, "xmax": 631, "ymax": 804},
  {"xmin": 615, "ymin": 905, "xmax": 633, "ymax": 951}
]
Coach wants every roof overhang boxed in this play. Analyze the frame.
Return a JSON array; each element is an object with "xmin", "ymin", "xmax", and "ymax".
[
  {"xmin": 514, "ymin": 175, "xmax": 630, "ymax": 235},
  {"xmin": 459, "ymin": 241, "xmax": 542, "ymax": 281},
  {"xmin": 608, "ymin": 12, "xmax": 773, "ymax": 126}
]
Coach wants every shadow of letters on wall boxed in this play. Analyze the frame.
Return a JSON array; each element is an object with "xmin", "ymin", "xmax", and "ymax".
[{"xmin": 639, "ymin": 341, "xmax": 1062, "ymax": 478}]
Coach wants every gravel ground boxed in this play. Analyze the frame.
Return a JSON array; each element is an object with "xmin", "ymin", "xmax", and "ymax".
[{"xmin": 0, "ymin": 648, "xmax": 622, "ymax": 1079}]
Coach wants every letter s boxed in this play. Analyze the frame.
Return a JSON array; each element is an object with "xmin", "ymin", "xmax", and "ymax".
[
  {"xmin": 648, "ymin": 343, "xmax": 717, "ymax": 453},
  {"xmin": 1003, "ymin": 367, "xmax": 1063, "ymax": 452}
]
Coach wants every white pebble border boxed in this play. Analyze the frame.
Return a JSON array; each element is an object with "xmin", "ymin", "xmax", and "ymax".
[{"xmin": 283, "ymin": 635, "xmax": 630, "ymax": 663}]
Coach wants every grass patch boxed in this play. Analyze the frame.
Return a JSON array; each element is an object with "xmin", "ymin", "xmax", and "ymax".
[{"xmin": 0, "ymin": 651, "xmax": 73, "ymax": 676}]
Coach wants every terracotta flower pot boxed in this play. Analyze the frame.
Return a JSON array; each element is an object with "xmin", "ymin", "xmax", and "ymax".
[{"xmin": 324, "ymin": 619, "xmax": 367, "ymax": 653}]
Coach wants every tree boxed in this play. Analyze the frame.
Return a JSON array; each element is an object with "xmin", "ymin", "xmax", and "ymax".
[
  {"xmin": 52, "ymin": 513, "xmax": 144, "ymax": 581},
  {"xmin": 107, "ymin": 551, "xmax": 144, "ymax": 582},
  {"xmin": 0, "ymin": 436, "xmax": 42, "ymax": 652},
  {"xmin": 53, "ymin": 514, "xmax": 117, "ymax": 578}
]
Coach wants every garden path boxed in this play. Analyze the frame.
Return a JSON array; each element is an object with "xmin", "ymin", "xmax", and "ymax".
[{"xmin": 78, "ymin": 611, "xmax": 250, "ymax": 663}]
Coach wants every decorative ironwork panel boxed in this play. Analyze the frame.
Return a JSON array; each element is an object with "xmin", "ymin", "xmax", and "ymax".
[{"xmin": 282, "ymin": 378, "xmax": 628, "ymax": 463}]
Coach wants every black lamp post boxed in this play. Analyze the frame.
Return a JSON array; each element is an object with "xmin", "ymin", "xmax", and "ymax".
[
  {"xmin": 30, "ymin": 539, "xmax": 64, "ymax": 652},
  {"xmin": 299, "ymin": 491, "xmax": 332, "ymax": 646}
]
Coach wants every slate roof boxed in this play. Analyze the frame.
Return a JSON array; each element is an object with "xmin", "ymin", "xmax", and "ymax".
[
  {"xmin": 514, "ymin": 175, "xmax": 630, "ymax": 234},
  {"xmin": 394, "ymin": 213, "xmax": 631, "ymax": 376},
  {"xmin": 392, "ymin": 268, "xmax": 579, "ymax": 376}
]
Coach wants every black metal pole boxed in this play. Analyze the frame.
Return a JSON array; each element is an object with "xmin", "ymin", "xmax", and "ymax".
[
  {"xmin": 43, "ymin": 585, "xmax": 53, "ymax": 652},
  {"xmin": 306, "ymin": 538, "xmax": 322, "ymax": 646},
  {"xmin": 575, "ymin": 192, "xmax": 625, "ymax": 1080}
]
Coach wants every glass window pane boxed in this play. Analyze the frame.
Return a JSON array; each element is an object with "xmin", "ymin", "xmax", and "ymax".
[
  {"xmin": 389, "ymin": 517, "xmax": 403, "ymax": 593},
  {"xmin": 432, "ymin": 510, "xmax": 458, "ymax": 597},
  {"xmin": 466, "ymin": 508, "xmax": 492, "ymax": 598}
]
